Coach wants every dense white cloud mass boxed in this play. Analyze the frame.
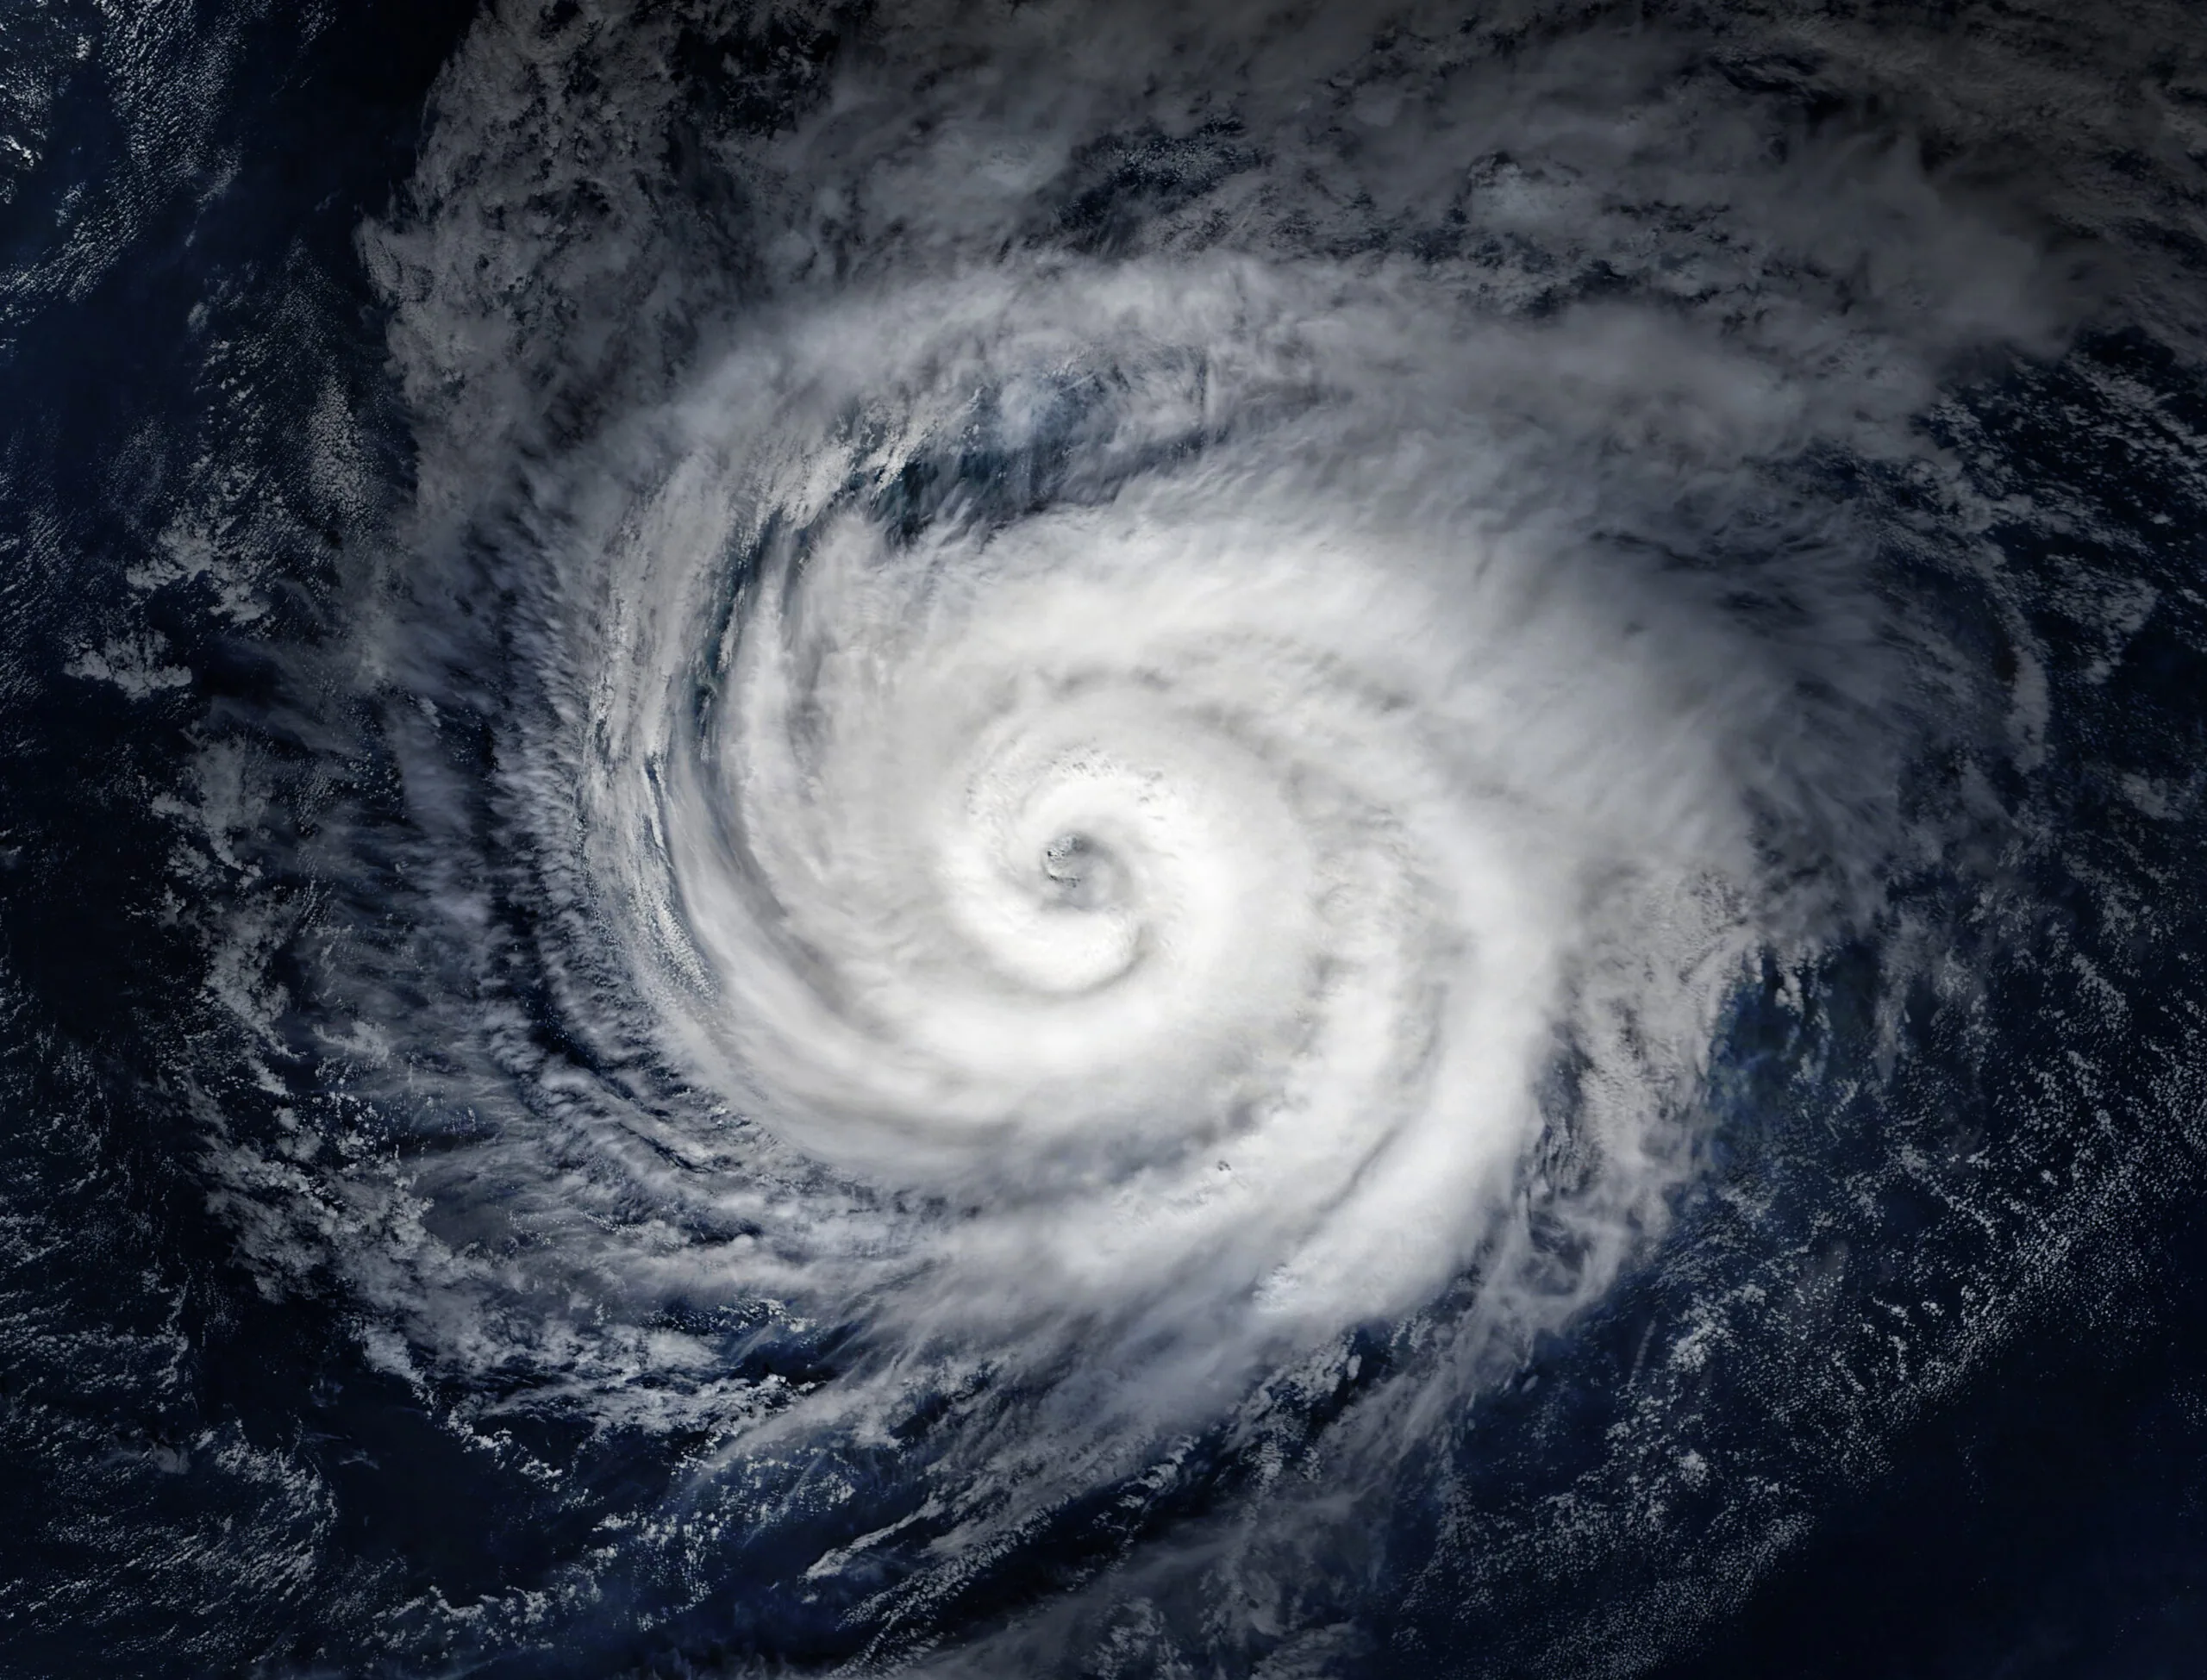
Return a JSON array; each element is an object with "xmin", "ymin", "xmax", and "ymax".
[
  {"xmin": 147, "ymin": 0, "xmax": 2207, "ymax": 1671},
  {"xmin": 361, "ymin": 5, "xmax": 1930, "ymax": 1377},
  {"xmin": 562, "ymin": 259, "xmax": 1819, "ymax": 1344}
]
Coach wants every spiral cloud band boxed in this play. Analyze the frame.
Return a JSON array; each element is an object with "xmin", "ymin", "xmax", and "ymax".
[
  {"xmin": 562, "ymin": 257, "xmax": 1788, "ymax": 1337},
  {"xmin": 97, "ymin": 0, "xmax": 2197, "ymax": 1671},
  {"xmin": 335, "ymin": 0, "xmax": 2038, "ymax": 1621}
]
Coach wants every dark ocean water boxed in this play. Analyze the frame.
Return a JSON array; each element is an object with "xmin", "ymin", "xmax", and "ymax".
[{"xmin": 6, "ymin": 3, "xmax": 2207, "ymax": 1677}]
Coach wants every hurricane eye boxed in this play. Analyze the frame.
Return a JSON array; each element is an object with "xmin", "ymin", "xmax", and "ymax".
[{"xmin": 1040, "ymin": 832, "xmax": 1108, "ymax": 905}]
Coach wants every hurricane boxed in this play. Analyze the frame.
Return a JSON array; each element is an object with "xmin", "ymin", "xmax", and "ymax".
[{"xmin": 9, "ymin": 1, "xmax": 2207, "ymax": 1675}]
